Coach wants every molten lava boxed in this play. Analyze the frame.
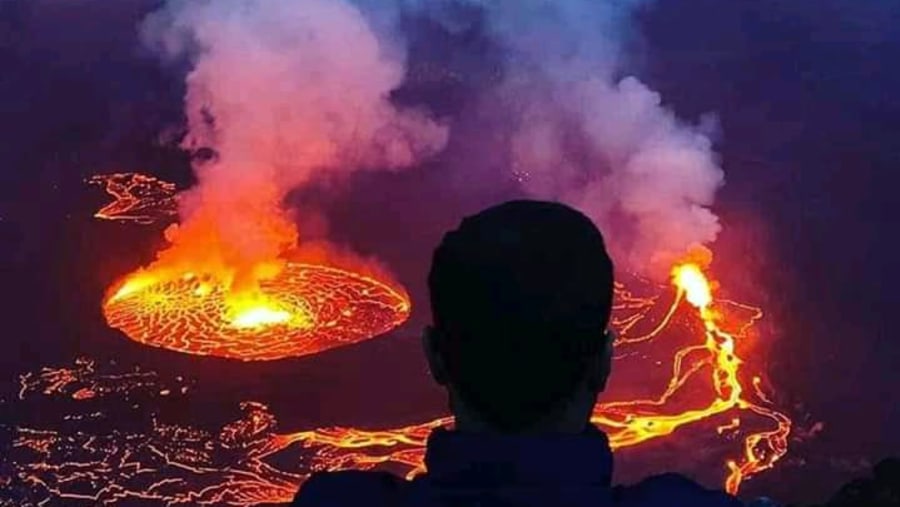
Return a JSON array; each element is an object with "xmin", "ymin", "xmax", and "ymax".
[
  {"xmin": 89, "ymin": 173, "xmax": 178, "ymax": 224},
  {"xmin": 7, "ymin": 261, "xmax": 793, "ymax": 505},
  {"xmin": 94, "ymin": 173, "xmax": 410, "ymax": 360},
  {"xmin": 284, "ymin": 264, "xmax": 791, "ymax": 495},
  {"xmin": 103, "ymin": 264, "xmax": 410, "ymax": 361},
  {"xmin": 594, "ymin": 263, "xmax": 791, "ymax": 493},
  {"xmin": 43, "ymin": 172, "xmax": 795, "ymax": 503}
]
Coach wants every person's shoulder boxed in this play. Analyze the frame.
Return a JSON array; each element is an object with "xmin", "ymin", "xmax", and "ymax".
[
  {"xmin": 291, "ymin": 470, "xmax": 404, "ymax": 507},
  {"xmin": 613, "ymin": 473, "xmax": 743, "ymax": 507}
]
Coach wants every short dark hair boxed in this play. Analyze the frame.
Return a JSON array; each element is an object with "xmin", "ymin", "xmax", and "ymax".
[{"xmin": 428, "ymin": 200, "xmax": 614, "ymax": 431}]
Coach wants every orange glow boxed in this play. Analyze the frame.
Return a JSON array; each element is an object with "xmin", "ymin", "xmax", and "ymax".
[
  {"xmin": 282, "ymin": 264, "xmax": 791, "ymax": 495},
  {"xmin": 672, "ymin": 263, "xmax": 713, "ymax": 310},
  {"xmin": 229, "ymin": 304, "xmax": 294, "ymax": 328},
  {"xmin": 590, "ymin": 263, "xmax": 791, "ymax": 493},
  {"xmin": 94, "ymin": 172, "xmax": 410, "ymax": 360},
  {"xmin": 108, "ymin": 272, "xmax": 159, "ymax": 302},
  {"xmin": 11, "ymin": 264, "xmax": 793, "ymax": 504},
  {"xmin": 89, "ymin": 173, "xmax": 177, "ymax": 224},
  {"xmin": 103, "ymin": 263, "xmax": 410, "ymax": 361},
  {"xmin": 77, "ymin": 173, "xmax": 792, "ymax": 500}
]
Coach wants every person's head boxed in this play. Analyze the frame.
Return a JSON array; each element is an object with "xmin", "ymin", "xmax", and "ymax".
[{"xmin": 424, "ymin": 200, "xmax": 615, "ymax": 434}]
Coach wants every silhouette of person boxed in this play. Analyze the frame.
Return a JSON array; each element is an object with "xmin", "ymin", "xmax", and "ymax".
[{"xmin": 293, "ymin": 200, "xmax": 741, "ymax": 506}]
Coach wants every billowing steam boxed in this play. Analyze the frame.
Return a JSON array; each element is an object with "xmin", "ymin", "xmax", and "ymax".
[
  {"xmin": 140, "ymin": 0, "xmax": 447, "ymax": 287},
  {"xmin": 411, "ymin": 0, "xmax": 725, "ymax": 276},
  {"xmin": 141, "ymin": 0, "xmax": 724, "ymax": 282}
]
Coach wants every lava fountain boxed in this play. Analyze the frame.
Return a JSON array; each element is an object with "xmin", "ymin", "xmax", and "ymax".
[
  {"xmin": 593, "ymin": 263, "xmax": 791, "ymax": 493},
  {"xmin": 94, "ymin": 0, "xmax": 445, "ymax": 360},
  {"xmin": 94, "ymin": 174, "xmax": 410, "ymax": 361}
]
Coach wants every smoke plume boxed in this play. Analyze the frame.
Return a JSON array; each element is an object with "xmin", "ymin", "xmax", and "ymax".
[
  {"xmin": 141, "ymin": 0, "xmax": 447, "ymax": 286},
  {"xmin": 410, "ymin": 0, "xmax": 725, "ymax": 276},
  {"xmin": 142, "ymin": 0, "xmax": 725, "ymax": 282}
]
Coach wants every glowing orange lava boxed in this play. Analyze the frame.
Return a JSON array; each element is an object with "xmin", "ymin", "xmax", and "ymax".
[
  {"xmin": 280, "ymin": 264, "xmax": 791, "ymax": 495},
  {"xmin": 93, "ymin": 172, "xmax": 410, "ymax": 360},
  {"xmin": 594, "ymin": 263, "xmax": 791, "ymax": 493},
  {"xmin": 8, "ymin": 261, "xmax": 793, "ymax": 503},
  {"xmin": 51, "ymin": 172, "xmax": 794, "ymax": 502},
  {"xmin": 89, "ymin": 173, "xmax": 178, "ymax": 224},
  {"xmin": 103, "ymin": 263, "xmax": 410, "ymax": 361}
]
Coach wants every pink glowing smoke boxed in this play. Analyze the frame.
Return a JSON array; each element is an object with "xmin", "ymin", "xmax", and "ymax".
[
  {"xmin": 414, "ymin": 0, "xmax": 725, "ymax": 276},
  {"xmin": 141, "ymin": 0, "xmax": 447, "ymax": 278}
]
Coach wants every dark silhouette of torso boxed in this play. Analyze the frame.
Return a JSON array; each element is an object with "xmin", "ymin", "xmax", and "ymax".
[{"xmin": 292, "ymin": 427, "xmax": 740, "ymax": 507}]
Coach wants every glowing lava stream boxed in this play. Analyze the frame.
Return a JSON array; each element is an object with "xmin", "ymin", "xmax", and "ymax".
[
  {"xmin": 265, "ymin": 263, "xmax": 791, "ymax": 496},
  {"xmin": 88, "ymin": 173, "xmax": 177, "ymax": 224},
  {"xmin": 593, "ymin": 264, "xmax": 791, "ymax": 493},
  {"xmin": 7, "ymin": 264, "xmax": 792, "ymax": 504}
]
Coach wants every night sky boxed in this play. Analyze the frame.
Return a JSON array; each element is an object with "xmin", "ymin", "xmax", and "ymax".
[{"xmin": 1, "ymin": 0, "xmax": 899, "ymax": 504}]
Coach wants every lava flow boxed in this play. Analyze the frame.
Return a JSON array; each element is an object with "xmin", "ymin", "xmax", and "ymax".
[
  {"xmin": 595, "ymin": 263, "xmax": 792, "ymax": 493},
  {"xmin": 89, "ymin": 173, "xmax": 178, "ymax": 224},
  {"xmin": 18, "ymin": 172, "xmax": 795, "ymax": 504},
  {"xmin": 285, "ymin": 264, "xmax": 792, "ymax": 495},
  {"xmin": 4, "ymin": 266, "xmax": 792, "ymax": 505},
  {"xmin": 92, "ymin": 173, "xmax": 410, "ymax": 360}
]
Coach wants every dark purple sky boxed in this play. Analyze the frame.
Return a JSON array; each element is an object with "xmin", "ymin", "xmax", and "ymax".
[{"xmin": 1, "ymin": 0, "xmax": 898, "ymax": 504}]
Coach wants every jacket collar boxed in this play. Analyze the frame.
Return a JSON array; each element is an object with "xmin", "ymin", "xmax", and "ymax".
[{"xmin": 424, "ymin": 425, "xmax": 614, "ymax": 487}]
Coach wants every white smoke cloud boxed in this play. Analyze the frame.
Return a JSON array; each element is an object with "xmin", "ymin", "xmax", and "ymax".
[
  {"xmin": 411, "ymin": 0, "xmax": 725, "ymax": 276},
  {"xmin": 140, "ymin": 0, "xmax": 448, "ymax": 279},
  {"xmin": 141, "ymin": 0, "xmax": 725, "ymax": 280}
]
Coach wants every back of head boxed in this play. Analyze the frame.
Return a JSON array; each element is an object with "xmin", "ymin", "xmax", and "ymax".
[{"xmin": 428, "ymin": 200, "xmax": 614, "ymax": 432}]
